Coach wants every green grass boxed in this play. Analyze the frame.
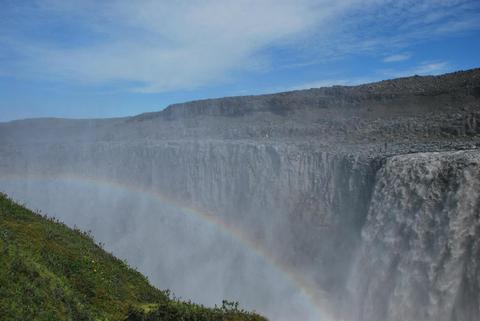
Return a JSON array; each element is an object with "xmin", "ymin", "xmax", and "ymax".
[{"xmin": 0, "ymin": 193, "xmax": 267, "ymax": 321}]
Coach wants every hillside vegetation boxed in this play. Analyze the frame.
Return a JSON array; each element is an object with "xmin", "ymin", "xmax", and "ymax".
[{"xmin": 0, "ymin": 193, "xmax": 266, "ymax": 321}]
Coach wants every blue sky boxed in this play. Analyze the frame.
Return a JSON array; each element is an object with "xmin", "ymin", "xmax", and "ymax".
[{"xmin": 1, "ymin": 0, "xmax": 479, "ymax": 121}]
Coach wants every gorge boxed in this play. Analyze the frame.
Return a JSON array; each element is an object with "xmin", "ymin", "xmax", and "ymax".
[{"xmin": 1, "ymin": 69, "xmax": 479, "ymax": 321}]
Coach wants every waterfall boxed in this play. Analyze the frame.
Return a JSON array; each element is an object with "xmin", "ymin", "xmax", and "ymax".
[{"xmin": 347, "ymin": 150, "xmax": 480, "ymax": 321}]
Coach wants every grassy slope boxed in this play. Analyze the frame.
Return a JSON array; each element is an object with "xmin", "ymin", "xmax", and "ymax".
[{"xmin": 0, "ymin": 193, "xmax": 266, "ymax": 321}]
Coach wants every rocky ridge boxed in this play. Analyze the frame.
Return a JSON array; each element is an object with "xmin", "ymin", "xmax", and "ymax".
[{"xmin": 0, "ymin": 68, "xmax": 479, "ymax": 321}]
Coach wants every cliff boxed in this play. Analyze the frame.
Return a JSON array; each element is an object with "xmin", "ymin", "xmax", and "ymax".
[
  {"xmin": 348, "ymin": 150, "xmax": 480, "ymax": 321},
  {"xmin": 0, "ymin": 68, "xmax": 479, "ymax": 321}
]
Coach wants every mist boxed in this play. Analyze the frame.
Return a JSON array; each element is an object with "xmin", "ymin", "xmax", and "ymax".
[
  {"xmin": 1, "ymin": 69, "xmax": 479, "ymax": 321},
  {"xmin": 0, "ymin": 176, "xmax": 325, "ymax": 321}
]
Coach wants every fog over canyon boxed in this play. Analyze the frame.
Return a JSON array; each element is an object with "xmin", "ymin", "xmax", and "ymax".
[{"xmin": 1, "ymin": 69, "xmax": 479, "ymax": 321}]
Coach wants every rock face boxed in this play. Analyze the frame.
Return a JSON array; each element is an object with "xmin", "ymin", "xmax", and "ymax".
[
  {"xmin": 347, "ymin": 151, "xmax": 480, "ymax": 321},
  {"xmin": 0, "ymin": 69, "xmax": 479, "ymax": 321}
]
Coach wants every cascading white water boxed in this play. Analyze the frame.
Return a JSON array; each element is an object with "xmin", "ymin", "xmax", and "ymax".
[
  {"xmin": 347, "ymin": 150, "xmax": 480, "ymax": 321},
  {"xmin": 1, "ymin": 67, "xmax": 479, "ymax": 321}
]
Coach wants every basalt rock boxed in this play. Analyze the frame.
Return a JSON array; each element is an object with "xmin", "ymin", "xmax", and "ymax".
[{"xmin": 0, "ymin": 69, "xmax": 479, "ymax": 321}]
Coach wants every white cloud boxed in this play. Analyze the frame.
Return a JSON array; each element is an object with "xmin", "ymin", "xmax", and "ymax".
[
  {"xmin": 288, "ymin": 77, "xmax": 377, "ymax": 91},
  {"xmin": 411, "ymin": 61, "xmax": 450, "ymax": 75},
  {"xmin": 2, "ymin": 0, "xmax": 323, "ymax": 92},
  {"xmin": 381, "ymin": 61, "xmax": 451, "ymax": 78},
  {"xmin": 383, "ymin": 53, "xmax": 411, "ymax": 63},
  {"xmin": 1, "ymin": 0, "xmax": 479, "ymax": 92},
  {"xmin": 291, "ymin": 61, "xmax": 451, "ymax": 92}
]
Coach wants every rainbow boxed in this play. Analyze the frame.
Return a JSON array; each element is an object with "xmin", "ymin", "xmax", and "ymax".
[{"xmin": 0, "ymin": 172, "xmax": 335, "ymax": 321}]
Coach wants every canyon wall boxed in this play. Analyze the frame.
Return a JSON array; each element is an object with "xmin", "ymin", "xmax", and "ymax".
[
  {"xmin": 346, "ymin": 150, "xmax": 480, "ymax": 321},
  {"xmin": 1, "ymin": 69, "xmax": 479, "ymax": 320}
]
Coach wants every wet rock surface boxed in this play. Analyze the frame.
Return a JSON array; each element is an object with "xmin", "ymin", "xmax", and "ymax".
[
  {"xmin": 0, "ymin": 69, "xmax": 479, "ymax": 321},
  {"xmin": 347, "ymin": 150, "xmax": 480, "ymax": 321}
]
